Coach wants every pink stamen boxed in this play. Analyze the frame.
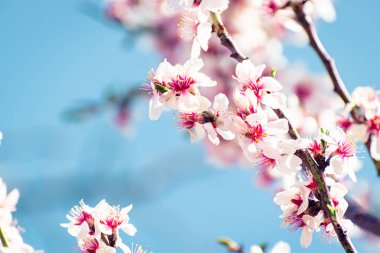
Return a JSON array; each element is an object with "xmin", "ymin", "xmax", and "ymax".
[
  {"xmin": 168, "ymin": 75, "xmax": 196, "ymax": 93},
  {"xmin": 178, "ymin": 112, "xmax": 199, "ymax": 129},
  {"xmin": 245, "ymin": 124, "xmax": 267, "ymax": 143},
  {"xmin": 335, "ymin": 139, "xmax": 356, "ymax": 158}
]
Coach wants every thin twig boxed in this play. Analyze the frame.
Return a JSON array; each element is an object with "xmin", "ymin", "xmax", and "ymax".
[
  {"xmin": 210, "ymin": 10, "xmax": 357, "ymax": 253},
  {"xmin": 209, "ymin": 12, "xmax": 248, "ymax": 62},
  {"xmin": 292, "ymin": 2, "xmax": 380, "ymax": 176}
]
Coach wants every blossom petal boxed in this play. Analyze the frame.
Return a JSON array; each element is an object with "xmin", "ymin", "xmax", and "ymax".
[
  {"xmin": 213, "ymin": 93, "xmax": 229, "ymax": 111},
  {"xmin": 121, "ymin": 223, "xmax": 137, "ymax": 236},
  {"xmin": 266, "ymin": 118, "xmax": 289, "ymax": 135},
  {"xmin": 261, "ymin": 92, "xmax": 286, "ymax": 109},
  {"xmin": 300, "ymin": 227, "xmax": 313, "ymax": 248},
  {"xmin": 204, "ymin": 122, "xmax": 220, "ymax": 145},
  {"xmin": 149, "ymin": 94, "xmax": 164, "ymax": 120},
  {"xmin": 177, "ymin": 94, "xmax": 200, "ymax": 112},
  {"xmin": 261, "ymin": 77, "xmax": 282, "ymax": 92},
  {"xmin": 246, "ymin": 111, "xmax": 268, "ymax": 126},
  {"xmin": 196, "ymin": 22, "xmax": 212, "ymax": 50}
]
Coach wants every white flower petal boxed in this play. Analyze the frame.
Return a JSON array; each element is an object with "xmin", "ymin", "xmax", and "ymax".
[
  {"xmin": 300, "ymin": 227, "xmax": 313, "ymax": 248},
  {"xmin": 261, "ymin": 93, "xmax": 287, "ymax": 109},
  {"xmin": 177, "ymin": 94, "xmax": 201, "ymax": 112},
  {"xmin": 266, "ymin": 118, "xmax": 289, "ymax": 135},
  {"xmin": 213, "ymin": 93, "xmax": 229, "ymax": 112},
  {"xmin": 261, "ymin": 77, "xmax": 282, "ymax": 92}
]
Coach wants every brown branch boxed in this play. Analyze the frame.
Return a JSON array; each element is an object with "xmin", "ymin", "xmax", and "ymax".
[
  {"xmin": 291, "ymin": 2, "xmax": 380, "ymax": 176},
  {"xmin": 346, "ymin": 198, "xmax": 380, "ymax": 237},
  {"xmin": 209, "ymin": 12, "xmax": 248, "ymax": 62},
  {"xmin": 210, "ymin": 10, "xmax": 357, "ymax": 253}
]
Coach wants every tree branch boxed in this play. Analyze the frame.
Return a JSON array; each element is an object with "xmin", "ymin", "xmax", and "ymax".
[
  {"xmin": 346, "ymin": 198, "xmax": 380, "ymax": 237},
  {"xmin": 291, "ymin": 2, "xmax": 380, "ymax": 176},
  {"xmin": 209, "ymin": 12, "xmax": 248, "ymax": 62},
  {"xmin": 210, "ymin": 11, "xmax": 357, "ymax": 252}
]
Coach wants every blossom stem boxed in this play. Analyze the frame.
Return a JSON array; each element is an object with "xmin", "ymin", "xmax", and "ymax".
[
  {"xmin": 209, "ymin": 10, "xmax": 357, "ymax": 252},
  {"xmin": 0, "ymin": 226, "xmax": 9, "ymax": 248},
  {"xmin": 101, "ymin": 233, "xmax": 110, "ymax": 246},
  {"xmin": 291, "ymin": 2, "xmax": 380, "ymax": 176}
]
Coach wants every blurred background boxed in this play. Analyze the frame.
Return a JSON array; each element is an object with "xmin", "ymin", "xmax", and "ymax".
[{"xmin": 0, "ymin": 0, "xmax": 379, "ymax": 252}]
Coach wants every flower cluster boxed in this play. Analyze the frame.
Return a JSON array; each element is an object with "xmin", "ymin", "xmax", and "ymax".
[
  {"xmin": 274, "ymin": 177, "xmax": 352, "ymax": 247},
  {"xmin": 146, "ymin": 53, "xmax": 361, "ymax": 246},
  {"xmin": 0, "ymin": 178, "xmax": 42, "ymax": 253},
  {"xmin": 62, "ymin": 200, "xmax": 149, "ymax": 253},
  {"xmin": 97, "ymin": 0, "xmax": 344, "ymax": 168},
  {"xmin": 67, "ymin": 0, "xmax": 380, "ymax": 251},
  {"xmin": 337, "ymin": 87, "xmax": 380, "ymax": 161},
  {"xmin": 148, "ymin": 58, "xmax": 304, "ymax": 175}
]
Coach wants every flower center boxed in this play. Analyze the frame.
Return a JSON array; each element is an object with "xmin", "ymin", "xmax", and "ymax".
[
  {"xmin": 242, "ymin": 80, "xmax": 265, "ymax": 100},
  {"xmin": 336, "ymin": 139, "xmax": 356, "ymax": 158},
  {"xmin": 255, "ymin": 153, "xmax": 276, "ymax": 170},
  {"xmin": 284, "ymin": 212, "xmax": 305, "ymax": 231},
  {"xmin": 178, "ymin": 112, "xmax": 199, "ymax": 129},
  {"xmin": 80, "ymin": 237, "xmax": 99, "ymax": 252},
  {"xmin": 245, "ymin": 124, "xmax": 267, "ymax": 143},
  {"xmin": 169, "ymin": 75, "xmax": 196, "ymax": 93},
  {"xmin": 308, "ymin": 140, "xmax": 322, "ymax": 157}
]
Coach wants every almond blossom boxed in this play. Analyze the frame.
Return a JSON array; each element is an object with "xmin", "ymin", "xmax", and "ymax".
[
  {"xmin": 96, "ymin": 202, "xmax": 136, "ymax": 237},
  {"xmin": 178, "ymin": 9, "xmax": 212, "ymax": 58},
  {"xmin": 230, "ymin": 109, "xmax": 289, "ymax": 153},
  {"xmin": 234, "ymin": 60, "xmax": 286, "ymax": 110},
  {"xmin": 147, "ymin": 58, "xmax": 215, "ymax": 120},
  {"xmin": 350, "ymin": 86, "xmax": 380, "ymax": 160},
  {"xmin": 78, "ymin": 235, "xmax": 116, "ymax": 253},
  {"xmin": 63, "ymin": 200, "xmax": 141, "ymax": 253},
  {"xmin": 274, "ymin": 177, "xmax": 352, "ymax": 248},
  {"xmin": 177, "ymin": 93, "xmax": 234, "ymax": 145},
  {"xmin": 0, "ymin": 179, "xmax": 19, "ymax": 225},
  {"xmin": 0, "ymin": 178, "xmax": 42, "ymax": 253},
  {"xmin": 320, "ymin": 127, "xmax": 359, "ymax": 182}
]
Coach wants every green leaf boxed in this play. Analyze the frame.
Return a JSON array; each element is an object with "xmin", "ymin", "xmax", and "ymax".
[
  {"xmin": 154, "ymin": 83, "xmax": 169, "ymax": 94},
  {"xmin": 270, "ymin": 68, "xmax": 277, "ymax": 78}
]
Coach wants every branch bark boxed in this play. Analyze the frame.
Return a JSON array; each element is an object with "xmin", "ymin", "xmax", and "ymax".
[
  {"xmin": 210, "ymin": 10, "xmax": 357, "ymax": 253},
  {"xmin": 346, "ymin": 198, "xmax": 380, "ymax": 237},
  {"xmin": 209, "ymin": 12, "xmax": 248, "ymax": 62},
  {"xmin": 292, "ymin": 2, "xmax": 380, "ymax": 176}
]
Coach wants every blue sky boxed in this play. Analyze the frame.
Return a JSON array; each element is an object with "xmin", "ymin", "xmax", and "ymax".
[{"xmin": 0, "ymin": 0, "xmax": 379, "ymax": 252}]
